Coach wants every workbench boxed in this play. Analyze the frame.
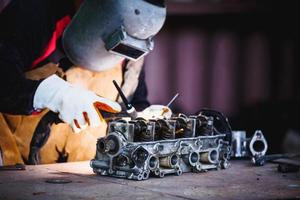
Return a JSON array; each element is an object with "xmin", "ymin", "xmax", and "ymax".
[{"xmin": 0, "ymin": 160, "xmax": 299, "ymax": 200}]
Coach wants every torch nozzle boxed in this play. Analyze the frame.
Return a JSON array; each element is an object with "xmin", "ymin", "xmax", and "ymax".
[{"xmin": 113, "ymin": 80, "xmax": 137, "ymax": 118}]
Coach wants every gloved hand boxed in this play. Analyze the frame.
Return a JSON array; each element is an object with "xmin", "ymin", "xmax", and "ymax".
[{"xmin": 33, "ymin": 74, "xmax": 121, "ymax": 132}]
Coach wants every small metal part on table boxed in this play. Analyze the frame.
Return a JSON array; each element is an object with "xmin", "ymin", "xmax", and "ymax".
[{"xmin": 231, "ymin": 130, "xmax": 268, "ymax": 166}]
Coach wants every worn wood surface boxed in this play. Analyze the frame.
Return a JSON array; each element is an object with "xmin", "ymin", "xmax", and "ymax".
[{"xmin": 0, "ymin": 160, "xmax": 299, "ymax": 200}]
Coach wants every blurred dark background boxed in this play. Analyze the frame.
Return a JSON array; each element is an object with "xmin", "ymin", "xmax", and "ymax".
[{"xmin": 144, "ymin": 0, "xmax": 300, "ymax": 154}]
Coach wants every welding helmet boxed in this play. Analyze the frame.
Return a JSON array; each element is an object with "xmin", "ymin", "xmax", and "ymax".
[{"xmin": 62, "ymin": 0, "xmax": 166, "ymax": 71}]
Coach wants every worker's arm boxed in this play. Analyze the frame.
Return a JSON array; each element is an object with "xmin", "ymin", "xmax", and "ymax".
[
  {"xmin": 0, "ymin": 41, "xmax": 41, "ymax": 115},
  {"xmin": 0, "ymin": 42, "xmax": 121, "ymax": 132},
  {"xmin": 0, "ymin": 0, "xmax": 56, "ymax": 114}
]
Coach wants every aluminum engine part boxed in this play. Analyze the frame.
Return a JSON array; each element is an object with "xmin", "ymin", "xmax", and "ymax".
[
  {"xmin": 91, "ymin": 114, "xmax": 231, "ymax": 180},
  {"xmin": 231, "ymin": 131, "xmax": 248, "ymax": 158},
  {"xmin": 231, "ymin": 130, "xmax": 268, "ymax": 166}
]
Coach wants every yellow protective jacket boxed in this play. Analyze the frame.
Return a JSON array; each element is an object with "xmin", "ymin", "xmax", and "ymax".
[{"xmin": 0, "ymin": 58, "xmax": 147, "ymax": 165}]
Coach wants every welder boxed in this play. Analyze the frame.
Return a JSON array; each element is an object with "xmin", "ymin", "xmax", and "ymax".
[{"xmin": 0, "ymin": 0, "xmax": 166, "ymax": 165}]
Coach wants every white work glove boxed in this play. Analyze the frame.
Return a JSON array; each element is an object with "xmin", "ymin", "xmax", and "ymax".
[
  {"xmin": 33, "ymin": 74, "xmax": 121, "ymax": 133},
  {"xmin": 137, "ymin": 105, "xmax": 172, "ymax": 120}
]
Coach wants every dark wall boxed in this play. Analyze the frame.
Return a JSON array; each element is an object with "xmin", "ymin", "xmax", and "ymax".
[{"xmin": 144, "ymin": 0, "xmax": 300, "ymax": 153}]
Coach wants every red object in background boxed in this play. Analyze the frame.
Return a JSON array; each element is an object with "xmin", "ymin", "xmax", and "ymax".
[
  {"xmin": 31, "ymin": 15, "xmax": 71, "ymax": 115},
  {"xmin": 31, "ymin": 15, "xmax": 71, "ymax": 68}
]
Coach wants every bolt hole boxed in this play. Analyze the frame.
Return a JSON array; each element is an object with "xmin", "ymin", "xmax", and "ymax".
[
  {"xmin": 143, "ymin": 172, "xmax": 149, "ymax": 179},
  {"xmin": 138, "ymin": 175, "xmax": 143, "ymax": 180},
  {"xmin": 253, "ymin": 140, "xmax": 265, "ymax": 152},
  {"xmin": 149, "ymin": 156, "xmax": 158, "ymax": 169},
  {"xmin": 135, "ymin": 9, "xmax": 140, "ymax": 15},
  {"xmin": 176, "ymin": 170, "xmax": 182, "ymax": 176},
  {"xmin": 210, "ymin": 150, "xmax": 218, "ymax": 162},
  {"xmin": 190, "ymin": 152, "xmax": 199, "ymax": 163},
  {"xmin": 160, "ymin": 172, "xmax": 165, "ymax": 178},
  {"xmin": 171, "ymin": 155, "xmax": 178, "ymax": 166},
  {"xmin": 155, "ymin": 169, "xmax": 160, "ymax": 175},
  {"xmin": 98, "ymin": 141, "xmax": 105, "ymax": 152}
]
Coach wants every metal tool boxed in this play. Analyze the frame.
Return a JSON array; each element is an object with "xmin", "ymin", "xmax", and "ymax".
[
  {"xmin": 113, "ymin": 80, "xmax": 137, "ymax": 119},
  {"xmin": 166, "ymin": 93, "xmax": 179, "ymax": 107}
]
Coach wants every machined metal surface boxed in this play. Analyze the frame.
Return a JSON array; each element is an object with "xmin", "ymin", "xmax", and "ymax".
[
  {"xmin": 231, "ymin": 131, "xmax": 247, "ymax": 158},
  {"xmin": 249, "ymin": 130, "xmax": 268, "ymax": 159},
  {"xmin": 91, "ymin": 113, "xmax": 231, "ymax": 180},
  {"xmin": 231, "ymin": 130, "xmax": 268, "ymax": 166}
]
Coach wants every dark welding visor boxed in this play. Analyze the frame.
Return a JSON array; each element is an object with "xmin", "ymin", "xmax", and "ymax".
[{"xmin": 105, "ymin": 26, "xmax": 154, "ymax": 61}]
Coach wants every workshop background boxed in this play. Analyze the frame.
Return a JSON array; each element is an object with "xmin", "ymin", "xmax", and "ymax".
[{"xmin": 144, "ymin": 0, "xmax": 300, "ymax": 154}]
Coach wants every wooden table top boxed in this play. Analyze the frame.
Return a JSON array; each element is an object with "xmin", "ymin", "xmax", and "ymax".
[{"xmin": 0, "ymin": 160, "xmax": 299, "ymax": 200}]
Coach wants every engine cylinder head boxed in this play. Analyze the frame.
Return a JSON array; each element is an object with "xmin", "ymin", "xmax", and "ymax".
[{"xmin": 92, "ymin": 111, "xmax": 233, "ymax": 180}]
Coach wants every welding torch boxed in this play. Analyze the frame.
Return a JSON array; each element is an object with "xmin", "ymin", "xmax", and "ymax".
[{"xmin": 113, "ymin": 80, "xmax": 137, "ymax": 119}]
